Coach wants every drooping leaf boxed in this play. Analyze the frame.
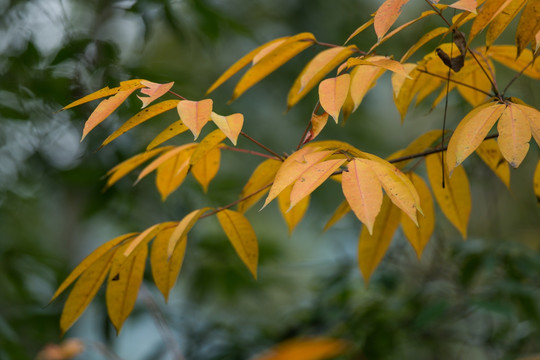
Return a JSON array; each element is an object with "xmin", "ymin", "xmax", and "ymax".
[
  {"xmin": 216, "ymin": 209, "xmax": 259, "ymax": 279},
  {"xmin": 106, "ymin": 243, "xmax": 148, "ymax": 333},
  {"xmin": 342, "ymin": 158, "xmax": 383, "ymax": 234},
  {"xmin": 61, "ymin": 79, "xmax": 144, "ymax": 111},
  {"xmin": 357, "ymin": 196, "xmax": 401, "ymax": 283},
  {"xmin": 168, "ymin": 208, "xmax": 210, "ymax": 257},
  {"xmin": 469, "ymin": 0, "xmax": 514, "ymax": 42},
  {"xmin": 287, "ymin": 46, "xmax": 357, "ymax": 109},
  {"xmin": 150, "ymin": 226, "xmax": 185, "ymax": 302},
  {"xmin": 146, "ymin": 120, "xmax": 189, "ymax": 150},
  {"xmin": 177, "ymin": 99, "xmax": 213, "ymax": 139},
  {"xmin": 446, "ymin": 102, "xmax": 505, "ymax": 174},
  {"xmin": 238, "ymin": 159, "xmax": 282, "ymax": 213},
  {"xmin": 486, "ymin": 0, "xmax": 528, "ymax": 47},
  {"xmin": 231, "ymin": 33, "xmax": 316, "ymax": 101},
  {"xmin": 137, "ymin": 80, "xmax": 175, "ymax": 109},
  {"xmin": 450, "ymin": 0, "xmax": 478, "ymax": 13},
  {"xmin": 190, "ymin": 129, "xmax": 227, "ymax": 166},
  {"xmin": 497, "ymin": 103, "xmax": 531, "ymax": 167},
  {"xmin": 323, "ymin": 200, "xmax": 351, "ymax": 232},
  {"xmin": 155, "ymin": 145, "xmax": 196, "ymax": 200},
  {"xmin": 278, "ymin": 185, "xmax": 310, "ymax": 235},
  {"xmin": 252, "ymin": 337, "xmax": 348, "ymax": 360},
  {"xmin": 401, "ymin": 27, "xmax": 448, "ymax": 62},
  {"xmin": 192, "ymin": 147, "xmax": 221, "ymax": 192},
  {"xmin": 210, "ymin": 112, "xmax": 244, "ymax": 145},
  {"xmin": 516, "ymin": 0, "xmax": 540, "ymax": 57},
  {"xmin": 374, "ymin": 0, "xmax": 410, "ymax": 40},
  {"xmin": 60, "ymin": 248, "xmax": 117, "ymax": 335},
  {"xmin": 486, "ymin": 46, "xmax": 540, "ymax": 79},
  {"xmin": 534, "ymin": 159, "xmax": 540, "ymax": 204},
  {"xmin": 475, "ymin": 138, "xmax": 510, "ymax": 188},
  {"xmin": 400, "ymin": 173, "xmax": 434, "ymax": 259},
  {"xmin": 318, "ymin": 74, "xmax": 350, "ymax": 123},
  {"xmin": 426, "ymin": 153, "xmax": 471, "ymax": 239},
  {"xmin": 100, "ymin": 100, "xmax": 180, "ymax": 148},
  {"xmin": 136, "ymin": 144, "xmax": 196, "ymax": 183}
]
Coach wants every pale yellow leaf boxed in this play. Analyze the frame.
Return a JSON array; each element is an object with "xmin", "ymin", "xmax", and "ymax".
[
  {"xmin": 450, "ymin": 0, "xmax": 478, "ymax": 13},
  {"xmin": 253, "ymin": 337, "xmax": 348, "ymax": 360},
  {"xmin": 534, "ymin": 159, "xmax": 540, "ymax": 205},
  {"xmin": 318, "ymin": 74, "xmax": 350, "ymax": 123},
  {"xmin": 323, "ymin": 200, "xmax": 351, "ymax": 232},
  {"xmin": 278, "ymin": 185, "xmax": 310, "ymax": 235},
  {"xmin": 400, "ymin": 173, "xmax": 434, "ymax": 259},
  {"xmin": 469, "ymin": 0, "xmax": 514, "ymax": 42},
  {"xmin": 426, "ymin": 153, "xmax": 471, "ymax": 239},
  {"xmin": 210, "ymin": 112, "xmax": 243, "ymax": 145},
  {"xmin": 192, "ymin": 147, "xmax": 221, "ymax": 192},
  {"xmin": 62, "ymin": 79, "xmax": 144, "ymax": 111},
  {"xmin": 216, "ymin": 209, "xmax": 259, "ymax": 279},
  {"xmin": 513, "ymin": 102, "xmax": 540, "ymax": 146},
  {"xmin": 446, "ymin": 102, "xmax": 505, "ymax": 174},
  {"xmin": 358, "ymin": 196, "xmax": 401, "ymax": 283},
  {"xmin": 497, "ymin": 103, "xmax": 531, "ymax": 167},
  {"xmin": 238, "ymin": 159, "xmax": 282, "ymax": 213},
  {"xmin": 190, "ymin": 128, "xmax": 227, "ymax": 166},
  {"xmin": 516, "ymin": 0, "xmax": 540, "ymax": 57},
  {"xmin": 101, "ymin": 100, "xmax": 180, "ymax": 148},
  {"xmin": 374, "ymin": 0, "xmax": 410, "ymax": 40},
  {"xmin": 486, "ymin": 0, "xmax": 528, "ymax": 47},
  {"xmin": 155, "ymin": 146, "xmax": 196, "ymax": 200},
  {"xmin": 475, "ymin": 138, "xmax": 511, "ymax": 188},
  {"xmin": 137, "ymin": 80, "xmax": 174, "ymax": 109},
  {"xmin": 177, "ymin": 99, "xmax": 213, "ymax": 140},
  {"xmin": 146, "ymin": 120, "xmax": 189, "ymax": 150}
]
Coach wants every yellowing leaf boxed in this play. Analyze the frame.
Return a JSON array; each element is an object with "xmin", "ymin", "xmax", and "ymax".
[
  {"xmin": 137, "ymin": 80, "xmax": 174, "ymax": 108},
  {"xmin": 357, "ymin": 196, "xmax": 401, "ymax": 283},
  {"xmin": 486, "ymin": 46, "xmax": 540, "ymax": 79},
  {"xmin": 290, "ymin": 158, "xmax": 346, "ymax": 209},
  {"xmin": 342, "ymin": 158, "xmax": 383, "ymax": 234},
  {"xmin": 534, "ymin": 159, "xmax": 540, "ymax": 204},
  {"xmin": 263, "ymin": 148, "xmax": 333, "ymax": 209},
  {"xmin": 177, "ymin": 99, "xmax": 213, "ymax": 139},
  {"xmin": 253, "ymin": 39, "xmax": 288, "ymax": 65},
  {"xmin": 60, "ymin": 248, "xmax": 117, "ymax": 335},
  {"xmin": 287, "ymin": 46, "xmax": 357, "ymax": 109},
  {"xmin": 238, "ymin": 159, "xmax": 282, "ymax": 213},
  {"xmin": 400, "ymin": 173, "xmax": 434, "ymax": 259},
  {"xmin": 122, "ymin": 223, "xmax": 165, "ymax": 259},
  {"xmin": 190, "ymin": 128, "xmax": 227, "ymax": 166},
  {"xmin": 156, "ymin": 145, "xmax": 196, "ymax": 200},
  {"xmin": 426, "ymin": 153, "xmax": 471, "ymax": 239},
  {"xmin": 475, "ymin": 138, "xmax": 510, "ymax": 188},
  {"xmin": 318, "ymin": 74, "xmax": 350, "ymax": 123},
  {"xmin": 450, "ymin": 0, "xmax": 478, "ymax": 13},
  {"xmin": 497, "ymin": 103, "xmax": 531, "ymax": 167},
  {"xmin": 252, "ymin": 337, "xmax": 348, "ymax": 360},
  {"xmin": 100, "ymin": 100, "xmax": 180, "ymax": 148},
  {"xmin": 513, "ymin": 102, "xmax": 540, "ymax": 146},
  {"xmin": 192, "ymin": 147, "xmax": 221, "ymax": 192},
  {"xmin": 401, "ymin": 27, "xmax": 448, "ymax": 63},
  {"xmin": 347, "ymin": 57, "xmax": 410, "ymax": 77},
  {"xmin": 469, "ymin": 0, "xmax": 514, "ymax": 42},
  {"xmin": 216, "ymin": 209, "xmax": 258, "ymax": 279},
  {"xmin": 150, "ymin": 226, "xmax": 185, "ymax": 302},
  {"xmin": 146, "ymin": 120, "xmax": 189, "ymax": 150},
  {"xmin": 446, "ymin": 102, "xmax": 505, "ymax": 174},
  {"xmin": 306, "ymin": 140, "xmax": 366, "ymax": 158},
  {"xmin": 210, "ymin": 112, "xmax": 244, "ymax": 145},
  {"xmin": 348, "ymin": 61, "xmax": 386, "ymax": 111},
  {"xmin": 323, "ymin": 200, "xmax": 351, "ymax": 232},
  {"xmin": 304, "ymin": 112, "xmax": 329, "ymax": 143},
  {"xmin": 486, "ymin": 0, "xmax": 528, "ymax": 47},
  {"xmin": 61, "ymin": 79, "xmax": 144, "ymax": 111},
  {"xmin": 80, "ymin": 89, "xmax": 137, "ymax": 141},
  {"xmin": 278, "ymin": 185, "xmax": 310, "ymax": 234},
  {"xmin": 454, "ymin": 58, "xmax": 493, "ymax": 106},
  {"xmin": 516, "ymin": 0, "xmax": 540, "ymax": 57},
  {"xmin": 206, "ymin": 36, "xmax": 289, "ymax": 94},
  {"xmin": 136, "ymin": 144, "xmax": 196, "ymax": 183},
  {"xmin": 232, "ymin": 33, "xmax": 316, "ymax": 101},
  {"xmin": 168, "ymin": 208, "xmax": 209, "ymax": 257},
  {"xmin": 374, "ymin": 0, "xmax": 410, "ymax": 40},
  {"xmin": 51, "ymin": 233, "xmax": 137, "ymax": 303},
  {"xmin": 345, "ymin": 18, "xmax": 374, "ymax": 44},
  {"xmin": 106, "ymin": 244, "xmax": 147, "ymax": 333}
]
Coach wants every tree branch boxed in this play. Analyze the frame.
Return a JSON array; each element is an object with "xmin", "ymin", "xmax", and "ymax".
[
  {"xmin": 417, "ymin": 68, "xmax": 493, "ymax": 97},
  {"xmin": 200, "ymin": 183, "xmax": 272, "ymax": 219},
  {"xmin": 241, "ymin": 132, "xmax": 285, "ymax": 161}
]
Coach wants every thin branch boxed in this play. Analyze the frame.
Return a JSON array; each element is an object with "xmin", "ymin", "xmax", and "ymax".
[
  {"xmin": 167, "ymin": 90, "xmax": 187, "ymax": 100},
  {"xmin": 313, "ymin": 40, "xmax": 367, "ymax": 55},
  {"xmin": 221, "ymin": 145, "xmax": 280, "ymax": 159},
  {"xmin": 241, "ymin": 132, "xmax": 285, "ymax": 161},
  {"xmin": 417, "ymin": 69, "xmax": 493, "ymax": 96},
  {"xmin": 502, "ymin": 58, "xmax": 534, "ymax": 97}
]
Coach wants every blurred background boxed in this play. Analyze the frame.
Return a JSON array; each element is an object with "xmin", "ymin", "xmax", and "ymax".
[{"xmin": 1, "ymin": 0, "xmax": 540, "ymax": 359}]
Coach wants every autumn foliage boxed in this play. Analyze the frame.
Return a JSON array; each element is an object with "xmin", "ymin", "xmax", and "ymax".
[{"xmin": 53, "ymin": 0, "xmax": 540, "ymax": 357}]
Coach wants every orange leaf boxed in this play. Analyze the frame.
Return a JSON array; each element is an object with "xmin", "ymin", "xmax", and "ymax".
[
  {"xmin": 469, "ymin": 0, "xmax": 513, "ymax": 42},
  {"xmin": 304, "ymin": 112, "xmax": 329, "ymax": 144},
  {"xmin": 323, "ymin": 200, "xmax": 351, "ymax": 232},
  {"xmin": 61, "ymin": 79, "xmax": 144, "ymax": 111},
  {"xmin": 374, "ymin": 0, "xmax": 410, "ymax": 40},
  {"xmin": 278, "ymin": 185, "xmax": 310, "ymax": 235},
  {"xmin": 342, "ymin": 158, "xmax": 383, "ymax": 234},
  {"xmin": 486, "ymin": 46, "xmax": 540, "ymax": 79},
  {"xmin": 497, "ymin": 103, "xmax": 531, "ymax": 167},
  {"xmin": 348, "ymin": 62, "xmax": 386, "ymax": 111},
  {"xmin": 238, "ymin": 159, "xmax": 282, "ymax": 213},
  {"xmin": 146, "ymin": 120, "xmax": 189, "ymax": 150},
  {"xmin": 475, "ymin": 138, "xmax": 510, "ymax": 188},
  {"xmin": 318, "ymin": 74, "xmax": 350, "ymax": 123},
  {"xmin": 252, "ymin": 337, "xmax": 347, "ymax": 360},
  {"xmin": 137, "ymin": 80, "xmax": 174, "ymax": 108},
  {"xmin": 450, "ymin": 0, "xmax": 478, "ymax": 13},
  {"xmin": 446, "ymin": 102, "xmax": 505, "ymax": 174},
  {"xmin": 516, "ymin": 0, "xmax": 540, "ymax": 57},
  {"xmin": 192, "ymin": 148, "xmax": 221, "ymax": 192},
  {"xmin": 177, "ymin": 99, "xmax": 213, "ymax": 139},
  {"xmin": 486, "ymin": 0, "xmax": 527, "ymax": 47},
  {"xmin": 210, "ymin": 112, "xmax": 244, "ymax": 145}
]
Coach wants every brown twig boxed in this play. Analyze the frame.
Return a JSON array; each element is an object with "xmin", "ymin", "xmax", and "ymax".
[
  {"xmin": 297, "ymin": 102, "xmax": 322, "ymax": 150},
  {"xmin": 241, "ymin": 132, "xmax": 285, "ymax": 161},
  {"xmin": 167, "ymin": 90, "xmax": 187, "ymax": 100},
  {"xmin": 417, "ymin": 68, "xmax": 493, "ymax": 96},
  {"xmin": 221, "ymin": 145, "xmax": 281, "ymax": 160},
  {"xmin": 199, "ymin": 183, "xmax": 273, "ymax": 219},
  {"xmin": 502, "ymin": 58, "xmax": 535, "ymax": 97}
]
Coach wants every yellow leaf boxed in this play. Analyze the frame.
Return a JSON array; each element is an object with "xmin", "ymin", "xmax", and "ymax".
[
  {"xmin": 190, "ymin": 128, "xmax": 227, "ymax": 166},
  {"xmin": 192, "ymin": 148, "xmax": 221, "ymax": 192},
  {"xmin": 136, "ymin": 144, "xmax": 196, "ymax": 183},
  {"xmin": 401, "ymin": 27, "xmax": 448, "ymax": 63},
  {"xmin": 61, "ymin": 79, "xmax": 144, "ymax": 111},
  {"xmin": 177, "ymin": 99, "xmax": 213, "ymax": 140},
  {"xmin": 454, "ymin": 58, "xmax": 493, "ymax": 106},
  {"xmin": 323, "ymin": 200, "xmax": 351, "ymax": 232},
  {"xmin": 262, "ymin": 148, "xmax": 333, "ymax": 209},
  {"xmin": 60, "ymin": 248, "xmax": 117, "ymax": 335},
  {"xmin": 306, "ymin": 140, "xmax": 366, "ymax": 158},
  {"xmin": 150, "ymin": 226, "xmax": 185, "ymax": 301},
  {"xmin": 216, "ymin": 209, "xmax": 258, "ymax": 279},
  {"xmin": 486, "ymin": 46, "xmax": 540, "ymax": 79},
  {"xmin": 318, "ymin": 74, "xmax": 350, "ymax": 123},
  {"xmin": 100, "ymin": 100, "xmax": 180, "ymax": 148},
  {"xmin": 210, "ymin": 112, "xmax": 244, "ymax": 145},
  {"xmin": 168, "ymin": 208, "xmax": 210, "ymax": 257},
  {"xmin": 278, "ymin": 185, "xmax": 310, "ymax": 234},
  {"xmin": 446, "ymin": 102, "xmax": 505, "ymax": 174},
  {"xmin": 146, "ymin": 120, "xmax": 189, "ymax": 150},
  {"xmin": 486, "ymin": 0, "xmax": 528, "ymax": 47},
  {"xmin": 534, "ymin": 159, "xmax": 540, "ymax": 205},
  {"xmin": 287, "ymin": 46, "xmax": 357, "ymax": 109},
  {"xmin": 469, "ymin": 0, "xmax": 514, "ymax": 42},
  {"xmin": 206, "ymin": 36, "xmax": 289, "ymax": 94},
  {"xmin": 450, "ymin": 0, "xmax": 478, "ymax": 13},
  {"xmin": 155, "ymin": 146, "xmax": 196, "ymax": 200},
  {"xmin": 238, "ymin": 159, "xmax": 282, "ymax": 213},
  {"xmin": 475, "ymin": 138, "xmax": 511, "ymax": 188},
  {"xmin": 252, "ymin": 337, "xmax": 348, "ymax": 360},
  {"xmin": 253, "ymin": 39, "xmax": 288, "ymax": 65},
  {"xmin": 513, "ymin": 102, "xmax": 540, "ymax": 146},
  {"xmin": 426, "ymin": 153, "xmax": 471, "ymax": 239},
  {"xmin": 304, "ymin": 112, "xmax": 329, "ymax": 143},
  {"xmin": 342, "ymin": 158, "xmax": 383, "ymax": 234},
  {"xmin": 348, "ymin": 61, "xmax": 386, "ymax": 111},
  {"xmin": 80, "ymin": 89, "xmax": 137, "ymax": 142},
  {"xmin": 357, "ymin": 196, "xmax": 401, "ymax": 283},
  {"xmin": 497, "ymin": 103, "xmax": 531, "ymax": 167},
  {"xmin": 290, "ymin": 158, "xmax": 346, "ymax": 209},
  {"xmin": 374, "ymin": 0, "xmax": 410, "ymax": 40},
  {"xmin": 400, "ymin": 173, "xmax": 435, "ymax": 259},
  {"xmin": 347, "ymin": 57, "xmax": 410, "ymax": 77},
  {"xmin": 137, "ymin": 80, "xmax": 174, "ymax": 109},
  {"xmin": 516, "ymin": 0, "xmax": 540, "ymax": 57},
  {"xmin": 232, "ymin": 33, "xmax": 316, "ymax": 101},
  {"xmin": 345, "ymin": 18, "xmax": 374, "ymax": 44},
  {"xmin": 391, "ymin": 64, "xmax": 420, "ymax": 121},
  {"xmin": 106, "ymin": 243, "xmax": 148, "ymax": 333},
  {"xmin": 122, "ymin": 223, "xmax": 166, "ymax": 259},
  {"xmin": 51, "ymin": 233, "xmax": 137, "ymax": 303}
]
